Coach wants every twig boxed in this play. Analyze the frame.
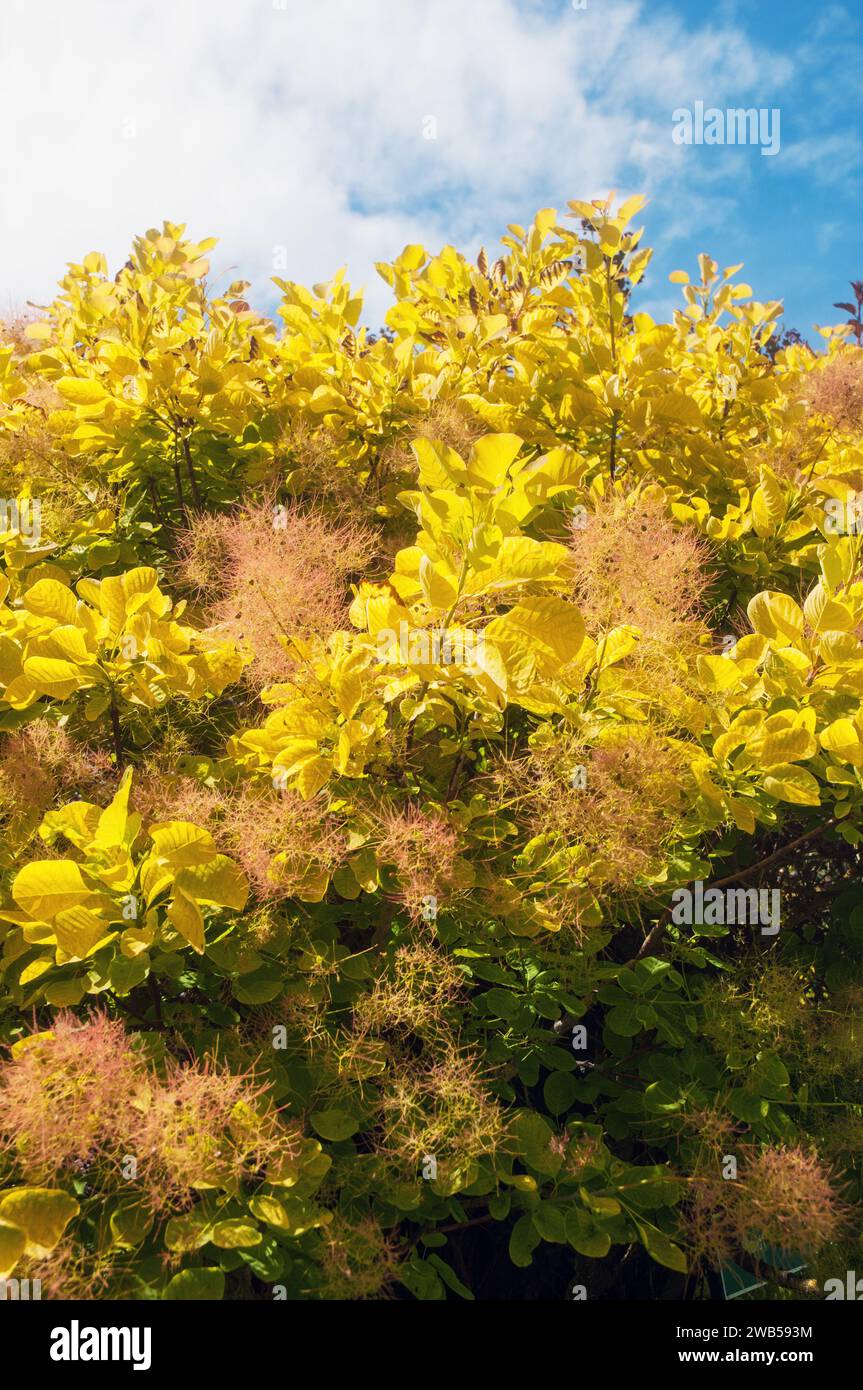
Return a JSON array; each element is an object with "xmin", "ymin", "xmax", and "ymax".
[{"xmin": 633, "ymin": 818, "xmax": 838, "ymax": 961}]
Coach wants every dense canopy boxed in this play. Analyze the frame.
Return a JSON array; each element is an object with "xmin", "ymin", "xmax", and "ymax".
[{"xmin": 0, "ymin": 195, "xmax": 860, "ymax": 1300}]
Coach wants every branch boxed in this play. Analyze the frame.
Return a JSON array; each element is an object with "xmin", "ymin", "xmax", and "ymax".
[{"xmin": 633, "ymin": 818, "xmax": 838, "ymax": 961}]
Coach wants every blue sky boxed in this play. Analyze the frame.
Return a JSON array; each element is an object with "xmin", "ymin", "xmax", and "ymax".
[
  {"xmin": 624, "ymin": 0, "xmax": 863, "ymax": 337},
  {"xmin": 1, "ymin": 0, "xmax": 860, "ymax": 339}
]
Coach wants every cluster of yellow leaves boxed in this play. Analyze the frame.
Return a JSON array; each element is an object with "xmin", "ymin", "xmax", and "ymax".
[
  {"xmin": 0, "ymin": 197, "xmax": 823, "ymax": 542},
  {"xmin": 0, "ymin": 769, "xmax": 249, "ymax": 1006},
  {"xmin": 230, "ymin": 431, "xmax": 591, "ymax": 797},
  {"xmin": 692, "ymin": 535, "xmax": 863, "ymax": 834},
  {"xmin": 13, "ymin": 226, "xmax": 276, "ymax": 493},
  {"xmin": 3, "ymin": 194, "xmax": 863, "ymax": 909},
  {"xmin": 0, "ymin": 566, "xmax": 247, "ymax": 713}
]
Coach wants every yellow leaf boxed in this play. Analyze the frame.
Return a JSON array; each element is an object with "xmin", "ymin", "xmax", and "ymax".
[
  {"xmin": 746, "ymin": 592, "xmax": 805, "ymax": 645},
  {"xmin": 12, "ymin": 860, "xmax": 91, "ymax": 921},
  {"xmin": 53, "ymin": 902, "xmax": 116, "ymax": 958},
  {"xmin": 40, "ymin": 800, "xmax": 101, "ymax": 849},
  {"xmin": 726, "ymin": 797, "xmax": 756, "ymax": 833},
  {"xmin": 30, "ymin": 625, "xmax": 90, "ymax": 665},
  {"xmin": 462, "ymin": 537, "xmax": 569, "ymax": 597},
  {"xmin": 272, "ymin": 737, "xmax": 321, "ymax": 776},
  {"xmin": 534, "ymin": 207, "xmax": 558, "ymax": 236},
  {"xmin": 519, "ymin": 447, "xmax": 586, "ymax": 500},
  {"xmin": 819, "ymin": 632, "xmax": 858, "ymax": 665},
  {"xmin": 804, "ymin": 583, "xmax": 854, "ymax": 634},
  {"xmin": 97, "ymin": 568, "xmax": 158, "ymax": 637},
  {"xmin": 618, "ymin": 193, "xmax": 648, "ymax": 224},
  {"xmin": 751, "ymin": 467, "xmax": 784, "ymax": 538},
  {"xmin": 330, "ymin": 649, "xmax": 369, "ymax": 719},
  {"xmin": 249, "ymin": 1194, "xmax": 290, "ymax": 1229},
  {"xmin": 411, "ymin": 438, "xmax": 468, "ymax": 490},
  {"xmin": 295, "ymin": 754, "xmax": 332, "ymax": 800},
  {"xmin": 167, "ymin": 884, "xmax": 205, "ymax": 953},
  {"xmin": 22, "ymin": 577, "xmax": 77, "ymax": 624},
  {"xmin": 596, "ymin": 626, "xmax": 640, "ymax": 667},
  {"xmin": 762, "ymin": 764, "xmax": 821, "ymax": 806},
  {"xmin": 18, "ymin": 959, "xmax": 53, "ymax": 986},
  {"xmin": 210, "ymin": 1219, "xmax": 262, "ymax": 1249},
  {"xmin": 55, "ymin": 377, "xmax": 108, "ymax": 405},
  {"xmin": 819, "ymin": 717, "xmax": 863, "ymax": 766},
  {"xmin": 485, "ymin": 598, "xmax": 585, "ymax": 684},
  {"xmin": 418, "ymin": 555, "xmax": 459, "ymax": 609},
  {"xmin": 692, "ymin": 761, "xmax": 724, "ymax": 802},
  {"xmin": 568, "ymin": 199, "xmax": 599, "ymax": 221},
  {"xmin": 465, "ymin": 433, "xmax": 523, "ymax": 489},
  {"xmin": 94, "ymin": 767, "xmax": 135, "ymax": 848},
  {"xmin": 0, "ymin": 1221, "xmax": 26, "ymax": 1279},
  {"xmin": 309, "ymin": 385, "xmax": 346, "ymax": 414},
  {"xmin": 448, "ymin": 635, "xmax": 503, "ymax": 697},
  {"xmin": 652, "ymin": 392, "xmax": 702, "ymax": 426},
  {"xmin": 745, "ymin": 726, "xmax": 817, "ymax": 768},
  {"xmin": 696, "ymin": 654, "xmax": 742, "ymax": 691},
  {"xmin": 713, "ymin": 712, "xmax": 763, "ymax": 762},
  {"xmin": 0, "ymin": 1188, "xmax": 79, "ymax": 1257},
  {"xmin": 138, "ymin": 854, "xmax": 173, "ymax": 906},
  {"xmin": 174, "ymin": 856, "xmax": 249, "ymax": 910},
  {"xmin": 148, "ymin": 821, "xmax": 217, "ymax": 865},
  {"xmin": 21, "ymin": 656, "xmax": 84, "ymax": 699}
]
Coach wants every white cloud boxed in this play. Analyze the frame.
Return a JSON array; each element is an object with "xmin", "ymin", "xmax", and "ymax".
[
  {"xmin": 0, "ymin": 0, "xmax": 795, "ymax": 326},
  {"xmin": 781, "ymin": 133, "xmax": 863, "ymax": 182}
]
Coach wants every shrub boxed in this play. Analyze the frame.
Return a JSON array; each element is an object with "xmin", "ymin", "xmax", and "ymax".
[{"xmin": 0, "ymin": 197, "xmax": 861, "ymax": 1301}]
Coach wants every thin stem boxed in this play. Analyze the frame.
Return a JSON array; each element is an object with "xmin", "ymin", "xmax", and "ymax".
[
  {"xmin": 109, "ymin": 695, "xmax": 125, "ymax": 768},
  {"xmin": 172, "ymin": 427, "xmax": 187, "ymax": 520},
  {"xmin": 182, "ymin": 434, "xmax": 203, "ymax": 509},
  {"xmin": 146, "ymin": 475, "xmax": 168, "ymax": 528},
  {"xmin": 632, "ymin": 818, "xmax": 838, "ymax": 961}
]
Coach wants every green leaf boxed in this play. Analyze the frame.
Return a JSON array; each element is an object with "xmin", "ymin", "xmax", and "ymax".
[
  {"xmin": 605, "ymin": 1004, "xmax": 642, "ymax": 1037},
  {"xmin": 633, "ymin": 1218, "xmax": 687, "ymax": 1274},
  {"xmin": 532, "ymin": 1202, "xmax": 567, "ymax": 1243},
  {"xmin": 426, "ymin": 1253, "xmax": 475, "ymax": 1299},
  {"xmin": 729, "ymin": 1090, "xmax": 770, "ymax": 1123},
  {"xmin": 565, "ymin": 1207, "xmax": 611, "ymax": 1258},
  {"xmin": 399, "ymin": 1254, "xmax": 446, "ymax": 1300},
  {"xmin": 310, "ymin": 1108, "xmax": 361, "ymax": 1142},
  {"xmin": 164, "ymin": 1209, "xmax": 213, "ymax": 1253},
  {"xmin": 543, "ymin": 1070, "xmax": 578, "ymax": 1115},
  {"xmin": 109, "ymin": 1201, "xmax": 153, "ymax": 1250},
  {"xmin": 210, "ymin": 1218, "xmax": 262, "ymax": 1249},
  {"xmin": 509, "ymin": 1213, "xmax": 541, "ymax": 1267},
  {"xmin": 164, "ymin": 1267, "xmax": 226, "ymax": 1300},
  {"xmin": 239, "ymin": 1238, "xmax": 284, "ymax": 1283}
]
